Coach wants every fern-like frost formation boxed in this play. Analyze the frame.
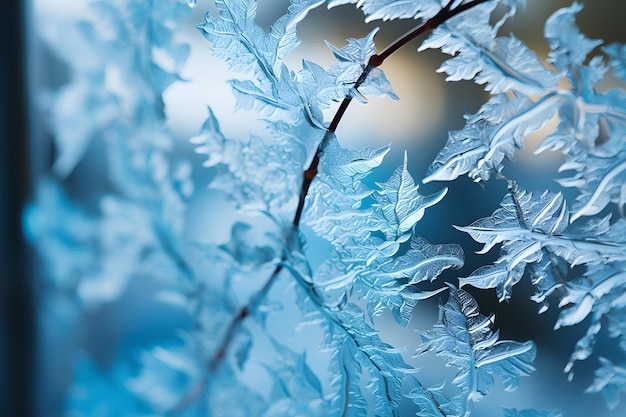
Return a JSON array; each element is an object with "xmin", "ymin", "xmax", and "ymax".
[{"xmin": 27, "ymin": 0, "xmax": 626, "ymax": 415}]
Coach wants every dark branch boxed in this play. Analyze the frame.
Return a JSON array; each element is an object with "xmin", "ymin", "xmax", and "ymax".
[{"xmin": 172, "ymin": 0, "xmax": 494, "ymax": 412}]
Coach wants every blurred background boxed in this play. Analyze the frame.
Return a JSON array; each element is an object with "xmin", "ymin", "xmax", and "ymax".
[{"xmin": 2, "ymin": 0, "xmax": 626, "ymax": 416}]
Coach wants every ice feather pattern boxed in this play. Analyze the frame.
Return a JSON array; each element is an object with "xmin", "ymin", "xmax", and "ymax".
[
  {"xmin": 539, "ymin": 2, "xmax": 626, "ymax": 222},
  {"xmin": 457, "ymin": 185, "xmax": 626, "ymax": 299},
  {"xmin": 198, "ymin": 0, "xmax": 324, "ymax": 119},
  {"xmin": 419, "ymin": 2, "xmax": 557, "ymax": 96},
  {"xmin": 420, "ymin": 19, "xmax": 626, "ymax": 399},
  {"xmin": 415, "ymin": 286, "xmax": 536, "ymax": 417},
  {"xmin": 198, "ymin": 0, "xmax": 318, "ymax": 74},
  {"xmin": 424, "ymin": 93, "xmax": 557, "ymax": 183},
  {"xmin": 426, "ymin": 1, "xmax": 626, "ymax": 219},
  {"xmin": 456, "ymin": 186, "xmax": 569, "ymax": 302},
  {"xmin": 425, "ymin": 7, "xmax": 626, "ymax": 394},
  {"xmin": 305, "ymin": 141, "xmax": 463, "ymax": 326},
  {"xmin": 199, "ymin": 0, "xmax": 395, "ymax": 132},
  {"xmin": 194, "ymin": 1, "xmax": 466, "ymax": 414},
  {"xmin": 33, "ymin": 0, "xmax": 626, "ymax": 414},
  {"xmin": 420, "ymin": 1, "xmax": 564, "ymax": 183},
  {"xmin": 458, "ymin": 183, "xmax": 626, "ymax": 389}
]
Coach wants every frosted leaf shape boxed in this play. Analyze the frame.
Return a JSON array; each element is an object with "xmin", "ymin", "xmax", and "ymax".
[
  {"xmin": 459, "ymin": 263, "xmax": 525, "ymax": 303},
  {"xmin": 326, "ymin": 27, "xmax": 378, "ymax": 63},
  {"xmin": 363, "ymin": 235, "xmax": 462, "ymax": 325},
  {"xmin": 424, "ymin": 93, "xmax": 558, "ymax": 183},
  {"xmin": 200, "ymin": 0, "xmax": 395, "ymax": 127},
  {"xmin": 199, "ymin": 0, "xmax": 322, "ymax": 76},
  {"xmin": 420, "ymin": 3, "xmax": 557, "ymax": 95},
  {"xmin": 544, "ymin": 2, "xmax": 603, "ymax": 73},
  {"xmin": 319, "ymin": 136, "xmax": 390, "ymax": 188},
  {"xmin": 374, "ymin": 152, "xmax": 447, "ymax": 240},
  {"xmin": 456, "ymin": 186, "xmax": 574, "ymax": 301},
  {"xmin": 558, "ymin": 261, "xmax": 626, "ymax": 328},
  {"xmin": 198, "ymin": 0, "xmax": 325, "ymax": 120},
  {"xmin": 408, "ymin": 380, "xmax": 458, "ymax": 417},
  {"xmin": 369, "ymin": 236, "xmax": 464, "ymax": 285},
  {"xmin": 262, "ymin": 339, "xmax": 327, "ymax": 416},
  {"xmin": 328, "ymin": 338, "xmax": 369, "ymax": 416},
  {"xmin": 192, "ymin": 108, "xmax": 304, "ymax": 214},
  {"xmin": 314, "ymin": 28, "xmax": 399, "ymax": 103},
  {"xmin": 457, "ymin": 188, "xmax": 569, "ymax": 253},
  {"xmin": 569, "ymin": 151, "xmax": 626, "ymax": 222},
  {"xmin": 416, "ymin": 286, "xmax": 536, "ymax": 415},
  {"xmin": 307, "ymin": 138, "xmax": 460, "ymax": 325},
  {"xmin": 558, "ymin": 261, "xmax": 626, "ymax": 376},
  {"xmin": 458, "ymin": 184, "xmax": 626, "ymax": 377},
  {"xmin": 334, "ymin": 303, "xmax": 414, "ymax": 415}
]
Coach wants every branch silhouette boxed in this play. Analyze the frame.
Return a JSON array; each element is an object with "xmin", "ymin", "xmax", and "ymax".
[{"xmin": 171, "ymin": 0, "xmax": 493, "ymax": 412}]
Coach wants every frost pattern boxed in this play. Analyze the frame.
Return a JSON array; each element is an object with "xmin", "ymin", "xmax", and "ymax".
[
  {"xmin": 420, "ymin": 3, "xmax": 626, "ymax": 405},
  {"xmin": 30, "ymin": 0, "xmax": 474, "ymax": 415},
  {"xmin": 28, "ymin": 0, "xmax": 626, "ymax": 415},
  {"xmin": 414, "ymin": 286, "xmax": 536, "ymax": 417},
  {"xmin": 425, "ymin": 2, "xmax": 626, "ymax": 195}
]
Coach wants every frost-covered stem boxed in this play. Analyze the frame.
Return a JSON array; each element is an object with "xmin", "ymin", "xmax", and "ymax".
[
  {"xmin": 508, "ymin": 181, "xmax": 530, "ymax": 229},
  {"xmin": 283, "ymin": 266, "xmax": 403, "ymax": 417},
  {"xmin": 414, "ymin": 378, "xmax": 446, "ymax": 416},
  {"xmin": 169, "ymin": 263, "xmax": 285, "ymax": 413},
  {"xmin": 207, "ymin": 263, "xmax": 284, "ymax": 372},
  {"xmin": 373, "ymin": 0, "xmax": 490, "ymax": 65}
]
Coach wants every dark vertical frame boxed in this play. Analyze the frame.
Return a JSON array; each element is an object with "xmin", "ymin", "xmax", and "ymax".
[{"xmin": 0, "ymin": 1, "xmax": 34, "ymax": 416}]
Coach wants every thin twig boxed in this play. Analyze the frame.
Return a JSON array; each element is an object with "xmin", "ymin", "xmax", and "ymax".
[
  {"xmin": 171, "ymin": 0, "xmax": 493, "ymax": 412},
  {"xmin": 508, "ymin": 180, "xmax": 530, "ymax": 229},
  {"xmin": 207, "ymin": 264, "xmax": 283, "ymax": 372},
  {"xmin": 372, "ymin": 0, "xmax": 490, "ymax": 65}
]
